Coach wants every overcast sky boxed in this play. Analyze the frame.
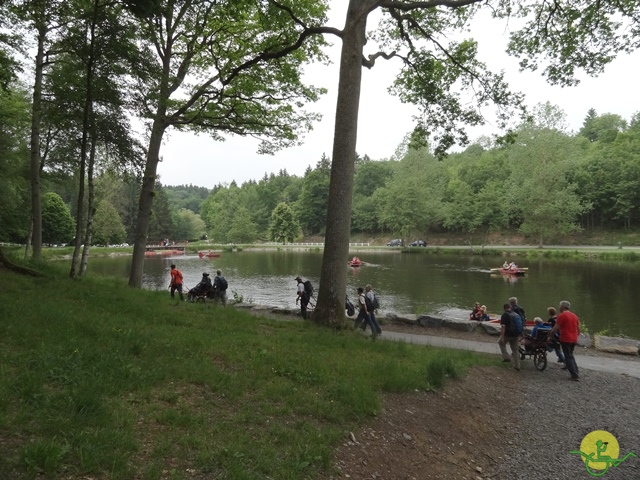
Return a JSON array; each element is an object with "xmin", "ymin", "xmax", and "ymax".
[{"xmin": 156, "ymin": 2, "xmax": 640, "ymax": 188}]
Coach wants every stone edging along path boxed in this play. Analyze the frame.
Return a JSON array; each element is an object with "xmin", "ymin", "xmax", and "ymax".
[{"xmin": 230, "ymin": 302, "xmax": 640, "ymax": 358}]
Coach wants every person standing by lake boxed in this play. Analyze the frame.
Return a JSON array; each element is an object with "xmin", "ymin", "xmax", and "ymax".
[
  {"xmin": 295, "ymin": 276, "xmax": 310, "ymax": 319},
  {"xmin": 499, "ymin": 303, "xmax": 522, "ymax": 371},
  {"xmin": 169, "ymin": 264, "xmax": 184, "ymax": 302},
  {"xmin": 549, "ymin": 300, "xmax": 580, "ymax": 381},
  {"xmin": 365, "ymin": 284, "xmax": 382, "ymax": 335},
  {"xmin": 354, "ymin": 287, "xmax": 378, "ymax": 338},
  {"xmin": 509, "ymin": 297, "xmax": 526, "ymax": 322},
  {"xmin": 213, "ymin": 270, "xmax": 228, "ymax": 306}
]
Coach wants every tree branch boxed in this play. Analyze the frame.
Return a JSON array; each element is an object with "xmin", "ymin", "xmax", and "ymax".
[
  {"xmin": 378, "ymin": 0, "xmax": 483, "ymax": 10},
  {"xmin": 362, "ymin": 50, "xmax": 398, "ymax": 68}
]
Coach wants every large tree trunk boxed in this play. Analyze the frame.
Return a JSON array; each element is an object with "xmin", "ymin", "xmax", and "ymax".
[
  {"xmin": 312, "ymin": 1, "xmax": 371, "ymax": 327},
  {"xmin": 29, "ymin": 24, "xmax": 46, "ymax": 261},
  {"xmin": 128, "ymin": 121, "xmax": 166, "ymax": 287}
]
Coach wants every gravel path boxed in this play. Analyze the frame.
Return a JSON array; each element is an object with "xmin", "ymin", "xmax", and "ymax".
[{"xmin": 497, "ymin": 365, "xmax": 640, "ymax": 479}]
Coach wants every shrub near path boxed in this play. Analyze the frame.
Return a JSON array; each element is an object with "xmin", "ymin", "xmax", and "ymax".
[{"xmin": 0, "ymin": 268, "xmax": 484, "ymax": 480}]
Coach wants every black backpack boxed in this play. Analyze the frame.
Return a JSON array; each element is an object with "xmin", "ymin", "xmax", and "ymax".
[
  {"xmin": 345, "ymin": 297, "xmax": 355, "ymax": 316},
  {"xmin": 371, "ymin": 292, "xmax": 380, "ymax": 310},
  {"xmin": 303, "ymin": 280, "xmax": 314, "ymax": 298},
  {"xmin": 364, "ymin": 294, "xmax": 374, "ymax": 312},
  {"xmin": 508, "ymin": 311, "xmax": 523, "ymax": 336},
  {"xmin": 218, "ymin": 276, "xmax": 228, "ymax": 291}
]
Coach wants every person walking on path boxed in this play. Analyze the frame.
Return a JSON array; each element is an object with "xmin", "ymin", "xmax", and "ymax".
[
  {"xmin": 169, "ymin": 264, "xmax": 184, "ymax": 302},
  {"xmin": 545, "ymin": 306, "xmax": 565, "ymax": 363},
  {"xmin": 213, "ymin": 270, "xmax": 228, "ymax": 306},
  {"xmin": 549, "ymin": 300, "xmax": 581, "ymax": 381},
  {"xmin": 364, "ymin": 284, "xmax": 382, "ymax": 335},
  {"xmin": 295, "ymin": 276, "xmax": 310, "ymax": 319},
  {"xmin": 499, "ymin": 303, "xmax": 522, "ymax": 371},
  {"xmin": 354, "ymin": 287, "xmax": 378, "ymax": 338},
  {"xmin": 508, "ymin": 296, "xmax": 526, "ymax": 322}
]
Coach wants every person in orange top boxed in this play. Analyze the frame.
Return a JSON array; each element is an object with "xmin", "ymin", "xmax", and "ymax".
[
  {"xmin": 549, "ymin": 300, "xmax": 580, "ymax": 382},
  {"xmin": 169, "ymin": 264, "xmax": 184, "ymax": 301}
]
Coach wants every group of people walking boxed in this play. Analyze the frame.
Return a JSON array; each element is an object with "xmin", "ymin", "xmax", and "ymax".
[
  {"xmin": 499, "ymin": 296, "xmax": 581, "ymax": 381},
  {"xmin": 294, "ymin": 277, "xmax": 382, "ymax": 337},
  {"xmin": 168, "ymin": 264, "xmax": 228, "ymax": 306}
]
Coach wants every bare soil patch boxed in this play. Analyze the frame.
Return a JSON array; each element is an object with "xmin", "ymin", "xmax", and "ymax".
[{"xmin": 327, "ymin": 366, "xmax": 520, "ymax": 480}]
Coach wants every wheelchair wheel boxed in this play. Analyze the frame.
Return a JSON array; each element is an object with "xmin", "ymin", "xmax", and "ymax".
[{"xmin": 533, "ymin": 350, "xmax": 547, "ymax": 371}]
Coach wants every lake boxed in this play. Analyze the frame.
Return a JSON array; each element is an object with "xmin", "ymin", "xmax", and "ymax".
[{"xmin": 86, "ymin": 250, "xmax": 640, "ymax": 339}]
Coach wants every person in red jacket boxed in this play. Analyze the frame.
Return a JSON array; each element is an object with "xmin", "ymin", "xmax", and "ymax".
[
  {"xmin": 549, "ymin": 300, "xmax": 581, "ymax": 381},
  {"xmin": 169, "ymin": 264, "xmax": 184, "ymax": 301}
]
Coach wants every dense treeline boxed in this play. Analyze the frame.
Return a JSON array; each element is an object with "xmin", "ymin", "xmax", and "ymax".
[{"xmin": 2, "ymin": 95, "xmax": 639, "ymax": 247}]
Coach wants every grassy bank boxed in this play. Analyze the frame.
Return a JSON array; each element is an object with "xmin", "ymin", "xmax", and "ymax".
[{"xmin": 0, "ymin": 265, "xmax": 483, "ymax": 480}]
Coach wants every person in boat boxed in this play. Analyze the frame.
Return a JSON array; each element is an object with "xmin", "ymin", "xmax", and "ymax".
[
  {"xmin": 351, "ymin": 256, "xmax": 361, "ymax": 265},
  {"xmin": 502, "ymin": 261, "xmax": 510, "ymax": 269},
  {"xmin": 478, "ymin": 305, "xmax": 490, "ymax": 322},
  {"xmin": 509, "ymin": 262, "xmax": 518, "ymax": 271},
  {"xmin": 469, "ymin": 302, "xmax": 481, "ymax": 320},
  {"xmin": 188, "ymin": 272, "xmax": 212, "ymax": 302},
  {"xmin": 544, "ymin": 307, "xmax": 565, "ymax": 363}
]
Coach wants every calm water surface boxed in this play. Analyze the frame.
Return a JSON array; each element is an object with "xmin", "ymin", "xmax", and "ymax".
[{"xmin": 86, "ymin": 251, "xmax": 640, "ymax": 339}]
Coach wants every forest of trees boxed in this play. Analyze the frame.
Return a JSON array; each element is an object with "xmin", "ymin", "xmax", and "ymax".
[{"xmin": 4, "ymin": 100, "xmax": 638, "ymax": 248}]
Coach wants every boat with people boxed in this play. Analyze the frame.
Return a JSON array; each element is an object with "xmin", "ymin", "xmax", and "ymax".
[
  {"xmin": 349, "ymin": 256, "xmax": 363, "ymax": 267},
  {"xmin": 198, "ymin": 251, "xmax": 221, "ymax": 258},
  {"xmin": 490, "ymin": 262, "xmax": 528, "ymax": 276}
]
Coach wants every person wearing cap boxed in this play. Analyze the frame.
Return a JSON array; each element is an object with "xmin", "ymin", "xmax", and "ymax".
[
  {"xmin": 188, "ymin": 272, "xmax": 212, "ymax": 302},
  {"xmin": 295, "ymin": 276, "xmax": 310, "ymax": 319}
]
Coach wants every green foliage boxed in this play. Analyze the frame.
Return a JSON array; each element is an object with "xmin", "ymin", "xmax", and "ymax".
[
  {"xmin": 228, "ymin": 206, "xmax": 258, "ymax": 244},
  {"xmin": 0, "ymin": 85, "xmax": 30, "ymax": 242},
  {"xmin": 269, "ymin": 202, "xmax": 300, "ymax": 244},
  {"xmin": 41, "ymin": 192, "xmax": 75, "ymax": 245},
  {"xmin": 296, "ymin": 155, "xmax": 331, "ymax": 234},
  {"xmin": 172, "ymin": 208, "xmax": 206, "ymax": 242},
  {"xmin": 92, "ymin": 200, "xmax": 126, "ymax": 246}
]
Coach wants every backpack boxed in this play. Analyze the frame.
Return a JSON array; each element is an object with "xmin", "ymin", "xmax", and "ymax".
[
  {"xmin": 303, "ymin": 280, "xmax": 314, "ymax": 298},
  {"xmin": 508, "ymin": 311, "xmax": 523, "ymax": 336},
  {"xmin": 371, "ymin": 292, "xmax": 380, "ymax": 310},
  {"xmin": 345, "ymin": 297, "xmax": 355, "ymax": 316},
  {"xmin": 364, "ymin": 294, "xmax": 374, "ymax": 312},
  {"xmin": 218, "ymin": 276, "xmax": 228, "ymax": 291}
]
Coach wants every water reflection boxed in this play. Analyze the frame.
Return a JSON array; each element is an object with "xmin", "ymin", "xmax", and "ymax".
[{"xmin": 85, "ymin": 251, "xmax": 640, "ymax": 339}]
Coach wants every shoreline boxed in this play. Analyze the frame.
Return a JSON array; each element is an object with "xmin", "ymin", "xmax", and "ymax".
[{"xmin": 236, "ymin": 301, "xmax": 640, "ymax": 359}]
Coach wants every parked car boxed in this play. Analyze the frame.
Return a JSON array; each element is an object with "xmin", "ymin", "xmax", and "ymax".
[
  {"xmin": 386, "ymin": 239, "xmax": 404, "ymax": 247},
  {"xmin": 409, "ymin": 240, "xmax": 427, "ymax": 247}
]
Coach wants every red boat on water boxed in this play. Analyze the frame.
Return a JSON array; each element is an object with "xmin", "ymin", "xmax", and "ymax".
[
  {"xmin": 198, "ymin": 251, "xmax": 221, "ymax": 258},
  {"xmin": 487, "ymin": 317, "xmax": 536, "ymax": 328},
  {"xmin": 349, "ymin": 256, "xmax": 363, "ymax": 267},
  {"xmin": 490, "ymin": 266, "xmax": 528, "ymax": 277}
]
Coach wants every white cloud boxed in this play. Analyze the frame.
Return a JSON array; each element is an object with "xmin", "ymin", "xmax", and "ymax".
[{"xmin": 157, "ymin": 2, "xmax": 640, "ymax": 187}]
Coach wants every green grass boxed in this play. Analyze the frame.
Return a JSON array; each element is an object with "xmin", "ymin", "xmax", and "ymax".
[{"xmin": 0, "ymin": 264, "xmax": 483, "ymax": 480}]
